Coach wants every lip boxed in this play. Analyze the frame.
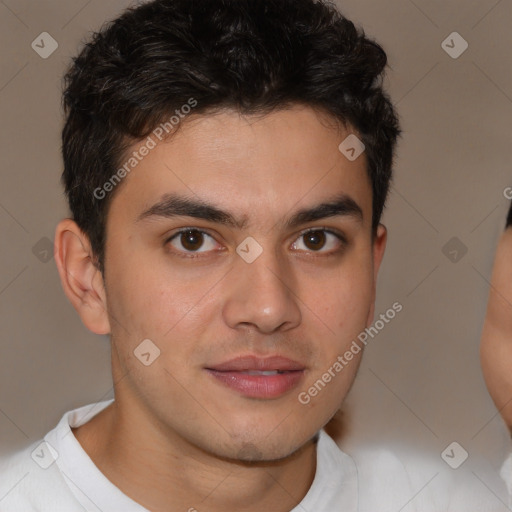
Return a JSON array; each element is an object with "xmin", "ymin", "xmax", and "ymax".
[
  {"xmin": 207, "ymin": 355, "xmax": 305, "ymax": 372},
  {"xmin": 205, "ymin": 355, "xmax": 306, "ymax": 399}
]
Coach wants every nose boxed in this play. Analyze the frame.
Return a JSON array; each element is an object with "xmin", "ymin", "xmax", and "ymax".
[{"xmin": 222, "ymin": 250, "xmax": 302, "ymax": 334}]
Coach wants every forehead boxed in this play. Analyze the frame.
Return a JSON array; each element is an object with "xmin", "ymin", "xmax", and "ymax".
[{"xmin": 107, "ymin": 105, "xmax": 372, "ymax": 229}]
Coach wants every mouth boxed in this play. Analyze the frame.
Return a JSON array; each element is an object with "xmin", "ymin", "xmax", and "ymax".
[
  {"xmin": 238, "ymin": 370, "xmax": 288, "ymax": 375},
  {"xmin": 205, "ymin": 355, "xmax": 306, "ymax": 399}
]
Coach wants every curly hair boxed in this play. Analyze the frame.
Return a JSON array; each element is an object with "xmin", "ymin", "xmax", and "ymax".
[{"xmin": 61, "ymin": 0, "xmax": 400, "ymax": 274}]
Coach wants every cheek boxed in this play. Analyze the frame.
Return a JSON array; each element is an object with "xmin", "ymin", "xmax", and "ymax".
[
  {"xmin": 108, "ymin": 271, "xmax": 169, "ymax": 331},
  {"xmin": 309, "ymin": 261, "xmax": 374, "ymax": 334},
  {"xmin": 106, "ymin": 247, "xmax": 200, "ymax": 332},
  {"xmin": 106, "ymin": 265, "xmax": 222, "ymax": 378}
]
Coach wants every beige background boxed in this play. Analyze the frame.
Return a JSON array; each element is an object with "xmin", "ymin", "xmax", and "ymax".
[{"xmin": 1, "ymin": 0, "xmax": 511, "ymax": 506}]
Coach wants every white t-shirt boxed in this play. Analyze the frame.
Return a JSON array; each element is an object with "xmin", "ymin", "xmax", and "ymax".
[
  {"xmin": 500, "ymin": 451, "xmax": 512, "ymax": 508},
  {"xmin": 0, "ymin": 399, "xmax": 440, "ymax": 511},
  {"xmin": 0, "ymin": 400, "xmax": 358, "ymax": 512}
]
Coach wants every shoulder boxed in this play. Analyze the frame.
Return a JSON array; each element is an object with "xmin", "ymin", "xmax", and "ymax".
[
  {"xmin": 337, "ymin": 441, "xmax": 449, "ymax": 512},
  {"xmin": 317, "ymin": 431, "xmax": 428, "ymax": 510},
  {"xmin": 0, "ymin": 441, "xmax": 81, "ymax": 512}
]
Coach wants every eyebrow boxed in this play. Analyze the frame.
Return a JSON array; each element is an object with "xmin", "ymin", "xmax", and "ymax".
[{"xmin": 136, "ymin": 193, "xmax": 364, "ymax": 229}]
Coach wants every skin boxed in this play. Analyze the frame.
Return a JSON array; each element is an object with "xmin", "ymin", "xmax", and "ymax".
[
  {"xmin": 54, "ymin": 105, "xmax": 387, "ymax": 512},
  {"xmin": 481, "ymin": 227, "xmax": 512, "ymax": 432}
]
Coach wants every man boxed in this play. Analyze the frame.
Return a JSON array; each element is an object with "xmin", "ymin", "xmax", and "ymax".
[{"xmin": 0, "ymin": 0, "xmax": 406, "ymax": 510}]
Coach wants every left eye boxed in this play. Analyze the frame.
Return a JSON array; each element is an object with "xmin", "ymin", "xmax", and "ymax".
[
  {"xmin": 291, "ymin": 230, "xmax": 343, "ymax": 252},
  {"xmin": 168, "ymin": 229, "xmax": 219, "ymax": 253}
]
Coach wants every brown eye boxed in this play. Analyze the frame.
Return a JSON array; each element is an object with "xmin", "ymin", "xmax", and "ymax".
[
  {"xmin": 303, "ymin": 230, "xmax": 326, "ymax": 251},
  {"xmin": 291, "ymin": 229, "xmax": 345, "ymax": 254},
  {"xmin": 168, "ymin": 229, "xmax": 218, "ymax": 254},
  {"xmin": 180, "ymin": 230, "xmax": 204, "ymax": 251}
]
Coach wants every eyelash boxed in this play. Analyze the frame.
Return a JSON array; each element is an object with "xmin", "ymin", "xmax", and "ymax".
[{"xmin": 164, "ymin": 227, "xmax": 348, "ymax": 259}]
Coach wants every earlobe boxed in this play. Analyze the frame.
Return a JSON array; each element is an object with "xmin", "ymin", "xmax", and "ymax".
[
  {"xmin": 366, "ymin": 224, "xmax": 388, "ymax": 327},
  {"xmin": 373, "ymin": 223, "xmax": 388, "ymax": 275},
  {"xmin": 54, "ymin": 219, "xmax": 111, "ymax": 335}
]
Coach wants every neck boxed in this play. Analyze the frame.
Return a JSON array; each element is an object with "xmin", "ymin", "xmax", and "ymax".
[{"xmin": 72, "ymin": 397, "xmax": 318, "ymax": 512}]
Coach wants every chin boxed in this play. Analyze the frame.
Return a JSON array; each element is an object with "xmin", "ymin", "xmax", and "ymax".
[
  {"xmin": 214, "ymin": 437, "xmax": 306, "ymax": 464},
  {"xmin": 215, "ymin": 423, "xmax": 315, "ymax": 463}
]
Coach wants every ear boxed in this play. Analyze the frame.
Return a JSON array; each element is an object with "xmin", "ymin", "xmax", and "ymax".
[
  {"xmin": 54, "ymin": 219, "xmax": 111, "ymax": 335},
  {"xmin": 366, "ymin": 223, "xmax": 387, "ymax": 327}
]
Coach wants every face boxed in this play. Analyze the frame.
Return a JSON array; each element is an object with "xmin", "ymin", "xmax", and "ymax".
[
  {"xmin": 77, "ymin": 105, "xmax": 386, "ymax": 461},
  {"xmin": 481, "ymin": 228, "xmax": 512, "ymax": 431}
]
